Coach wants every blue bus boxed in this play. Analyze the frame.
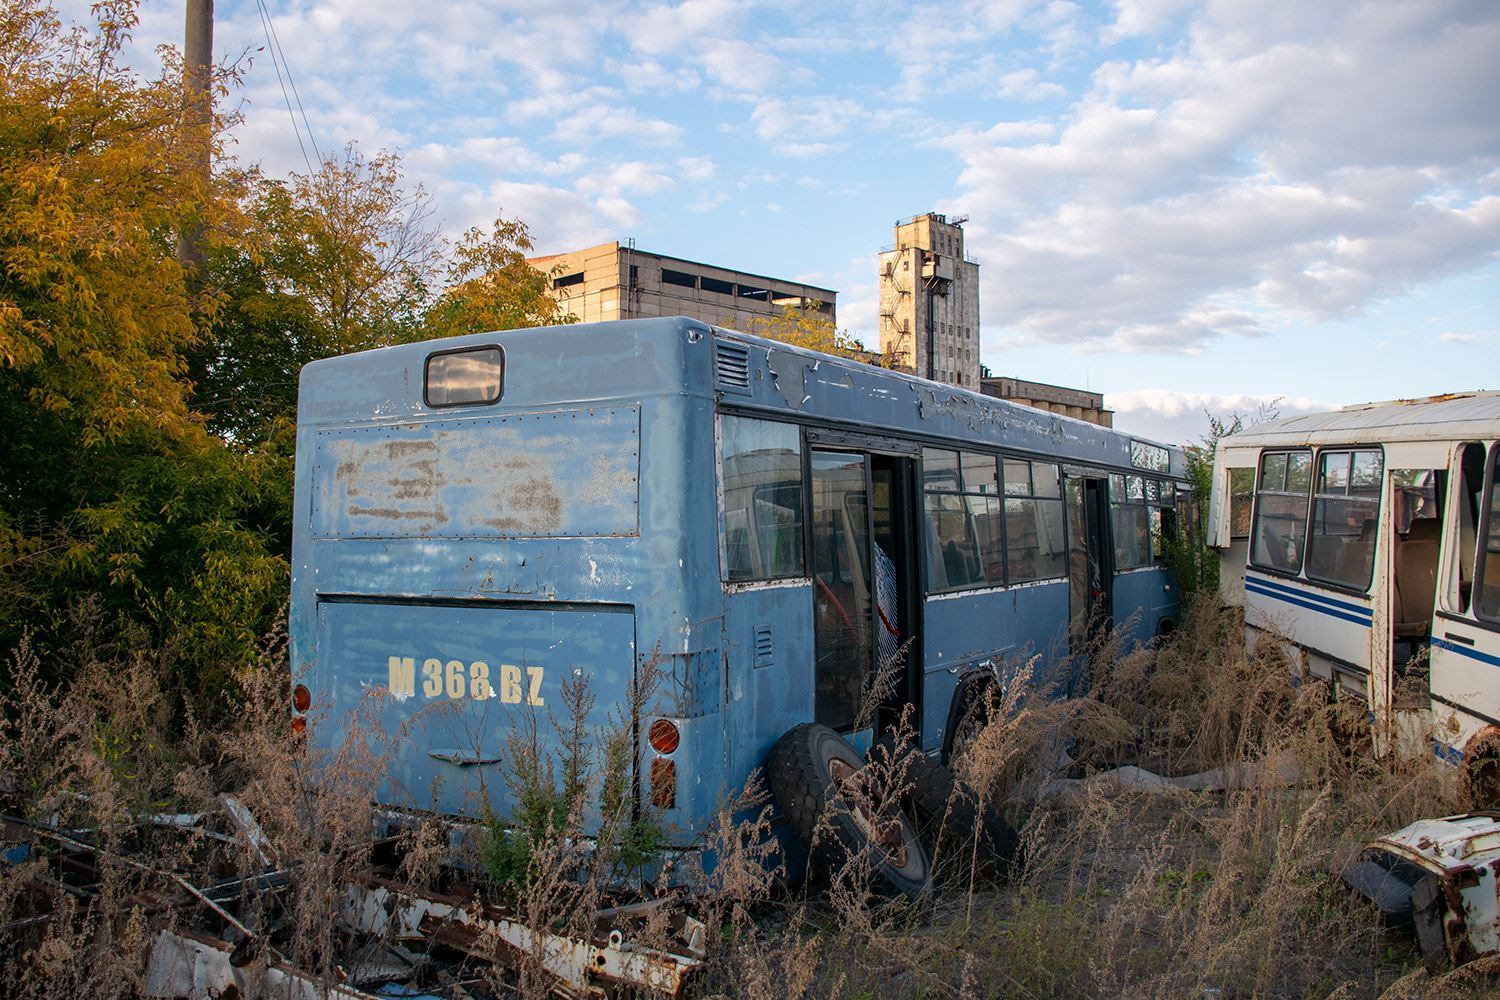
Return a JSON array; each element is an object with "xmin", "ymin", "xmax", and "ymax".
[{"xmin": 289, "ymin": 316, "xmax": 1186, "ymax": 883}]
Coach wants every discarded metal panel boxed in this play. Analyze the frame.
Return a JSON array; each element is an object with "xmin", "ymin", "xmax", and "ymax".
[
  {"xmin": 1342, "ymin": 811, "xmax": 1500, "ymax": 966},
  {"xmin": 339, "ymin": 877, "xmax": 707, "ymax": 999},
  {"xmin": 144, "ymin": 928, "xmax": 383, "ymax": 1000}
]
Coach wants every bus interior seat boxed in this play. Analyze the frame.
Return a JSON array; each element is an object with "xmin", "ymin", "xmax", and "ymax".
[
  {"xmin": 1393, "ymin": 518, "xmax": 1440, "ymax": 637},
  {"xmin": 1333, "ymin": 520, "xmax": 1375, "ymax": 589}
]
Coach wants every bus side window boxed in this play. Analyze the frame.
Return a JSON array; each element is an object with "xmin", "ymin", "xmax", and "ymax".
[
  {"xmin": 721, "ymin": 415, "xmax": 805, "ymax": 582},
  {"xmin": 1229, "ymin": 467, "xmax": 1254, "ymax": 538},
  {"xmin": 1250, "ymin": 450, "xmax": 1312, "ymax": 574},
  {"xmin": 1476, "ymin": 445, "xmax": 1500, "ymax": 623},
  {"xmin": 1111, "ymin": 474, "xmax": 1151, "ymax": 571},
  {"xmin": 1306, "ymin": 449, "xmax": 1382, "ymax": 591},
  {"xmin": 1451, "ymin": 443, "xmax": 1486, "ymax": 613}
]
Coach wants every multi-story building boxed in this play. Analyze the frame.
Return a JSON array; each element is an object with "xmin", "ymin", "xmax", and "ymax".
[
  {"xmin": 527, "ymin": 240, "xmax": 836, "ymax": 329},
  {"xmin": 979, "ymin": 374, "xmax": 1114, "ymax": 428},
  {"xmin": 878, "ymin": 213, "xmax": 980, "ymax": 388}
]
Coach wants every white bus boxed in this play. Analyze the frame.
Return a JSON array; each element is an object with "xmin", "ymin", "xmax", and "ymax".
[{"xmin": 1208, "ymin": 392, "xmax": 1500, "ymax": 798}]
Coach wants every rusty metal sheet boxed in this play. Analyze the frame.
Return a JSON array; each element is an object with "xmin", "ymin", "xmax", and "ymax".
[
  {"xmin": 338, "ymin": 877, "xmax": 707, "ymax": 999},
  {"xmin": 1343, "ymin": 811, "xmax": 1500, "ymax": 967},
  {"xmin": 312, "ymin": 407, "xmax": 640, "ymax": 539}
]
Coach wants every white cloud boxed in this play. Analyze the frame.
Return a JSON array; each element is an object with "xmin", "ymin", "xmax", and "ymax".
[
  {"xmin": 1441, "ymin": 332, "xmax": 1475, "ymax": 344},
  {"xmin": 938, "ymin": 0, "xmax": 1500, "ymax": 354},
  {"xmin": 576, "ymin": 161, "xmax": 678, "ymax": 198},
  {"xmin": 551, "ymin": 104, "xmax": 685, "ymax": 146},
  {"xmin": 995, "ymin": 69, "xmax": 1067, "ymax": 101},
  {"xmin": 1105, "ymin": 389, "xmax": 1333, "ymax": 445}
]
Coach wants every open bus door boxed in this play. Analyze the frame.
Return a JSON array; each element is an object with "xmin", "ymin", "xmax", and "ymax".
[
  {"xmin": 808, "ymin": 442, "xmax": 921, "ymax": 737},
  {"xmin": 1430, "ymin": 442, "xmax": 1500, "ymax": 800},
  {"xmin": 1065, "ymin": 476, "xmax": 1113, "ymax": 696}
]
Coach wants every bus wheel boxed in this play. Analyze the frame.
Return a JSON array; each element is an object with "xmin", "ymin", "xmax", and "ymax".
[
  {"xmin": 767, "ymin": 723, "xmax": 931, "ymax": 900},
  {"xmin": 872, "ymin": 734, "xmax": 1021, "ymax": 881}
]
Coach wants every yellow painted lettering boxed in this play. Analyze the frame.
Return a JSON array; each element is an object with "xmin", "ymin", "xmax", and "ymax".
[
  {"xmin": 388, "ymin": 656, "xmax": 415, "ymax": 698},
  {"xmin": 526, "ymin": 666, "xmax": 545, "ymax": 706},
  {"xmin": 422, "ymin": 658, "xmax": 442, "ymax": 698},
  {"xmin": 469, "ymin": 661, "xmax": 491, "ymax": 700},
  {"xmin": 445, "ymin": 660, "xmax": 465, "ymax": 699},
  {"xmin": 500, "ymin": 663, "xmax": 522, "ymax": 704}
]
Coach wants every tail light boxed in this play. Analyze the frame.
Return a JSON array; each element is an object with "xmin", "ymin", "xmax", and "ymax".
[
  {"xmin": 648, "ymin": 718, "xmax": 680, "ymax": 754},
  {"xmin": 650, "ymin": 757, "xmax": 676, "ymax": 809},
  {"xmin": 292, "ymin": 684, "xmax": 311, "ymax": 712},
  {"xmin": 291, "ymin": 715, "xmax": 307, "ymax": 736}
]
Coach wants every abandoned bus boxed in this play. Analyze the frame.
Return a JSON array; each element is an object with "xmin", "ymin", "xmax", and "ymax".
[
  {"xmin": 1208, "ymin": 392, "xmax": 1500, "ymax": 795},
  {"xmin": 289, "ymin": 316, "xmax": 1187, "ymax": 868}
]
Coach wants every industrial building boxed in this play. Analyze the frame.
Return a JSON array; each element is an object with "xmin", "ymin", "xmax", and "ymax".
[
  {"xmin": 527, "ymin": 240, "xmax": 837, "ymax": 329},
  {"xmin": 979, "ymin": 375, "xmax": 1113, "ymax": 428},
  {"xmin": 877, "ymin": 213, "xmax": 981, "ymax": 388}
]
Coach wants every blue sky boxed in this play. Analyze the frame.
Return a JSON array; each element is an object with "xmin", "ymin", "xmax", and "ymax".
[{"xmin": 89, "ymin": 0, "xmax": 1498, "ymax": 444}]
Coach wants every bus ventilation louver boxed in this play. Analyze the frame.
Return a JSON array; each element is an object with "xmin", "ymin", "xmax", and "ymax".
[
  {"xmin": 715, "ymin": 342, "xmax": 752, "ymax": 394},
  {"xmin": 754, "ymin": 623, "xmax": 774, "ymax": 668}
]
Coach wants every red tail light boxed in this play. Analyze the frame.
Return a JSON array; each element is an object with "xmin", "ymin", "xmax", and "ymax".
[
  {"xmin": 292, "ymin": 684, "xmax": 311, "ymax": 712},
  {"xmin": 648, "ymin": 718, "xmax": 680, "ymax": 754}
]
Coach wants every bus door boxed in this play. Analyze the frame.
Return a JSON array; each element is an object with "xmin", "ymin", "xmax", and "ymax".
[
  {"xmin": 1065, "ymin": 475, "xmax": 1113, "ymax": 693},
  {"xmin": 1431, "ymin": 442, "xmax": 1500, "ymax": 787},
  {"xmin": 808, "ymin": 443, "xmax": 920, "ymax": 734}
]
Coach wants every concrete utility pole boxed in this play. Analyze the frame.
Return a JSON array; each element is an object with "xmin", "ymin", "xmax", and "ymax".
[{"xmin": 178, "ymin": 0, "xmax": 213, "ymax": 274}]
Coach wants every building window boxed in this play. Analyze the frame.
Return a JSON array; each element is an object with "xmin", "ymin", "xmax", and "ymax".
[
  {"xmin": 701, "ymin": 276, "xmax": 734, "ymax": 295},
  {"xmin": 552, "ymin": 271, "xmax": 584, "ymax": 289},
  {"xmin": 662, "ymin": 268, "xmax": 696, "ymax": 288}
]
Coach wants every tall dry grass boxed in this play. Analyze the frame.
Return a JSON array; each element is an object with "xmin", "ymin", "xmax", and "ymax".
[
  {"xmin": 3, "ymin": 595, "xmax": 1497, "ymax": 999},
  {"xmin": 700, "ymin": 595, "xmax": 1491, "ymax": 1000}
]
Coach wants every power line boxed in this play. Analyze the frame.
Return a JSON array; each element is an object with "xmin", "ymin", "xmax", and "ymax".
[{"xmin": 255, "ymin": 0, "xmax": 322, "ymax": 173}]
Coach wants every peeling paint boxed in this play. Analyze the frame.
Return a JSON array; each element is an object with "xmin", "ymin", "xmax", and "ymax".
[
  {"xmin": 766, "ymin": 349, "xmax": 811, "ymax": 410},
  {"xmin": 313, "ymin": 408, "xmax": 639, "ymax": 539}
]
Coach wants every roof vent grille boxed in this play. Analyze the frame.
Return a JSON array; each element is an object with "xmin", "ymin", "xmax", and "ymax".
[{"xmin": 715, "ymin": 342, "xmax": 751, "ymax": 394}]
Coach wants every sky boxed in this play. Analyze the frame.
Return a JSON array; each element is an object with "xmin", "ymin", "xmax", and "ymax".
[{"xmin": 75, "ymin": 0, "xmax": 1499, "ymax": 445}]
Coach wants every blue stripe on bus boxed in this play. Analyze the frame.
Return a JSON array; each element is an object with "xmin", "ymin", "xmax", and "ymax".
[
  {"xmin": 1433, "ymin": 740, "xmax": 1464, "ymax": 766},
  {"xmin": 1244, "ymin": 573, "xmax": 1374, "ymax": 621},
  {"xmin": 1244, "ymin": 579, "xmax": 1373, "ymax": 628},
  {"xmin": 1433, "ymin": 636, "xmax": 1500, "ymax": 670}
]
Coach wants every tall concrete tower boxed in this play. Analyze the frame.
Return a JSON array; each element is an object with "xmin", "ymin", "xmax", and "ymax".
[{"xmin": 878, "ymin": 213, "xmax": 980, "ymax": 388}]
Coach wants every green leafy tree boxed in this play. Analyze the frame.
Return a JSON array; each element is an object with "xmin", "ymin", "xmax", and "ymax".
[
  {"xmin": 744, "ymin": 301, "xmax": 884, "ymax": 364},
  {"xmin": 0, "ymin": 1, "xmax": 283, "ymax": 698},
  {"xmin": 417, "ymin": 215, "xmax": 575, "ymax": 342}
]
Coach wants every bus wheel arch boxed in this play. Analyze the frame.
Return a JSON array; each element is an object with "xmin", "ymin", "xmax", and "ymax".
[
  {"xmin": 766, "ymin": 722, "xmax": 931, "ymax": 899},
  {"xmin": 941, "ymin": 670, "xmax": 999, "ymax": 768},
  {"xmin": 1461, "ymin": 728, "xmax": 1500, "ymax": 809}
]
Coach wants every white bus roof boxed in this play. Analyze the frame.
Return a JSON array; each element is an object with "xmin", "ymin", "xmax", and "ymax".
[{"xmin": 1221, "ymin": 391, "xmax": 1500, "ymax": 451}]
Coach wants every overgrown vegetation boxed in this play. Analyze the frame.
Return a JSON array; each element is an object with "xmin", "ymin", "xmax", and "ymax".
[
  {"xmin": 4, "ymin": 595, "xmax": 1496, "ymax": 999},
  {"xmin": 0, "ymin": 0, "xmax": 573, "ymax": 712}
]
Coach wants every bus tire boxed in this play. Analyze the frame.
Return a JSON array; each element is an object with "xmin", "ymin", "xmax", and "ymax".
[
  {"xmin": 872, "ymin": 734, "xmax": 1022, "ymax": 881},
  {"xmin": 767, "ymin": 723, "xmax": 931, "ymax": 900}
]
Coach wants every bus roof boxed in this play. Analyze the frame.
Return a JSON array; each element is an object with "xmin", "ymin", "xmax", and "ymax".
[{"xmin": 1221, "ymin": 390, "xmax": 1500, "ymax": 451}]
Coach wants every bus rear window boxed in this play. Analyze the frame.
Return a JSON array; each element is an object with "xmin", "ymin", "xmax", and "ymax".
[{"xmin": 425, "ymin": 347, "xmax": 504, "ymax": 407}]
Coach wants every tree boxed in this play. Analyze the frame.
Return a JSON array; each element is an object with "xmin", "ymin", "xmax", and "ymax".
[
  {"xmin": 0, "ymin": 1, "xmax": 283, "ymax": 698},
  {"xmin": 196, "ymin": 150, "xmax": 570, "ymax": 440},
  {"xmin": 744, "ymin": 301, "xmax": 883, "ymax": 364},
  {"xmin": 418, "ymin": 216, "xmax": 575, "ymax": 342}
]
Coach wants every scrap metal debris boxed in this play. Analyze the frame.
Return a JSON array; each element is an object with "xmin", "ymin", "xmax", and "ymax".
[
  {"xmin": 1342, "ymin": 811, "xmax": 1500, "ymax": 968},
  {"xmin": 0, "ymin": 800, "xmax": 708, "ymax": 999}
]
